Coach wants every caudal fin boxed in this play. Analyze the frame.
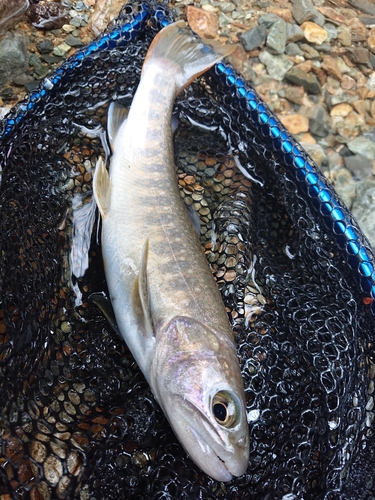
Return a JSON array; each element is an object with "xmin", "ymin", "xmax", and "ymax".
[{"xmin": 143, "ymin": 20, "xmax": 236, "ymax": 94}]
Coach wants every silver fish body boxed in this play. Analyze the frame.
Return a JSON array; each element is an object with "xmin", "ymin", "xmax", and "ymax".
[{"xmin": 93, "ymin": 21, "xmax": 249, "ymax": 481}]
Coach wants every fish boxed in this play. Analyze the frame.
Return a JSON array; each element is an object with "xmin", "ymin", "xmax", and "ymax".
[{"xmin": 93, "ymin": 20, "xmax": 249, "ymax": 482}]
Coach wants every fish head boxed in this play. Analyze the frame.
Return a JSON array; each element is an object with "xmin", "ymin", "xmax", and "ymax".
[{"xmin": 149, "ymin": 316, "xmax": 249, "ymax": 482}]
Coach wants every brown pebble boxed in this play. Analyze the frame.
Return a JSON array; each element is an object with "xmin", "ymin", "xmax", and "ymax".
[
  {"xmin": 67, "ymin": 450, "xmax": 83, "ymax": 476},
  {"xmin": 186, "ymin": 6, "xmax": 219, "ymax": 39},
  {"xmin": 205, "ymin": 157, "xmax": 217, "ymax": 167},
  {"xmin": 43, "ymin": 455, "xmax": 63, "ymax": 486},
  {"xmin": 224, "ymin": 270, "xmax": 236, "ymax": 282},
  {"xmin": 341, "ymin": 74, "xmax": 356, "ymax": 90},
  {"xmin": 321, "ymin": 55, "xmax": 342, "ymax": 81},
  {"xmin": 225, "ymin": 256, "xmax": 237, "ymax": 268},
  {"xmin": 184, "ymin": 175, "xmax": 195, "ymax": 185},
  {"xmin": 30, "ymin": 441, "xmax": 47, "ymax": 463}
]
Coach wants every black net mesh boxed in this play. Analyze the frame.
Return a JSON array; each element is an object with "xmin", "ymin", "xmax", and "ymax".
[{"xmin": 0, "ymin": 1, "xmax": 374, "ymax": 499}]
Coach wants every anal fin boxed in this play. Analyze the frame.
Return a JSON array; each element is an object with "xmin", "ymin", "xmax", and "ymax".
[{"xmin": 93, "ymin": 156, "xmax": 111, "ymax": 217}]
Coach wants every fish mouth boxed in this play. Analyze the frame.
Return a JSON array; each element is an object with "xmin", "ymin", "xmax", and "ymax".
[
  {"xmin": 178, "ymin": 397, "xmax": 247, "ymax": 481},
  {"xmin": 189, "ymin": 426, "xmax": 234, "ymax": 482}
]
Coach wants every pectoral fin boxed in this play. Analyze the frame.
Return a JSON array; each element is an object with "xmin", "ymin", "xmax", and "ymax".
[
  {"xmin": 133, "ymin": 239, "xmax": 154, "ymax": 338},
  {"xmin": 90, "ymin": 292, "xmax": 120, "ymax": 336},
  {"xmin": 93, "ymin": 156, "xmax": 111, "ymax": 217},
  {"xmin": 107, "ymin": 101, "xmax": 129, "ymax": 149}
]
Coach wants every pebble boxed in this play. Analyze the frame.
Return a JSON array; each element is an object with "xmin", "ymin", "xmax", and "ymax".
[
  {"xmin": 37, "ymin": 39, "xmax": 54, "ymax": 54},
  {"xmin": 286, "ymin": 23, "xmax": 304, "ymax": 43},
  {"xmin": 333, "ymin": 168, "xmax": 357, "ymax": 208},
  {"xmin": 29, "ymin": 54, "xmax": 50, "ymax": 79},
  {"xmin": 291, "ymin": 0, "xmax": 318, "ymax": 24},
  {"xmin": 351, "ymin": 175, "xmax": 375, "ymax": 248},
  {"xmin": 285, "ymin": 66, "xmax": 322, "ymax": 94},
  {"xmin": 347, "ymin": 136, "xmax": 375, "ymax": 160},
  {"xmin": 317, "ymin": 6, "xmax": 346, "ymax": 24},
  {"xmin": 258, "ymin": 14, "xmax": 282, "ymax": 28},
  {"xmin": 65, "ymin": 35, "xmax": 83, "ymax": 47},
  {"xmin": 0, "ymin": 33, "xmax": 30, "ymax": 86},
  {"xmin": 299, "ymin": 43, "xmax": 320, "ymax": 59},
  {"xmin": 301, "ymin": 21, "xmax": 327, "ymax": 45},
  {"xmin": 345, "ymin": 154, "xmax": 374, "ymax": 179},
  {"xmin": 240, "ymin": 25, "xmax": 266, "ymax": 52},
  {"xmin": 259, "ymin": 51, "xmax": 294, "ymax": 82},
  {"xmin": 89, "ymin": 0, "xmax": 124, "ymax": 36},
  {"xmin": 337, "ymin": 25, "xmax": 352, "ymax": 46},
  {"xmin": 368, "ymin": 28, "xmax": 375, "ymax": 54},
  {"xmin": 347, "ymin": 47, "xmax": 370, "ymax": 65},
  {"xmin": 348, "ymin": 0, "xmax": 375, "ymax": 17},
  {"xmin": 306, "ymin": 104, "xmax": 330, "ymax": 137},
  {"xmin": 285, "ymin": 85, "xmax": 305, "ymax": 105},
  {"xmin": 285, "ymin": 43, "xmax": 303, "ymax": 57},
  {"xmin": 347, "ymin": 18, "xmax": 368, "ymax": 42},
  {"xmin": 278, "ymin": 114, "xmax": 309, "ymax": 134},
  {"xmin": 301, "ymin": 142, "xmax": 327, "ymax": 167},
  {"xmin": 330, "ymin": 103, "xmax": 353, "ymax": 117},
  {"xmin": 186, "ymin": 6, "xmax": 219, "ymax": 39},
  {"xmin": 53, "ymin": 42, "xmax": 71, "ymax": 57},
  {"xmin": 266, "ymin": 19, "xmax": 287, "ymax": 55}
]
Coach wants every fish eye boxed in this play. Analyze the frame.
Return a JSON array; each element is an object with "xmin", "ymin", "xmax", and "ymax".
[{"xmin": 212, "ymin": 391, "xmax": 239, "ymax": 428}]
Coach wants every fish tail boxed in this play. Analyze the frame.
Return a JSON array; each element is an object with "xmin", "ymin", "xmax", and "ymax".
[{"xmin": 143, "ymin": 20, "xmax": 235, "ymax": 94}]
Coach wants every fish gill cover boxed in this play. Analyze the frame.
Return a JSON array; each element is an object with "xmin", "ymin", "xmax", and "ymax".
[{"xmin": 0, "ymin": 1, "xmax": 374, "ymax": 499}]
